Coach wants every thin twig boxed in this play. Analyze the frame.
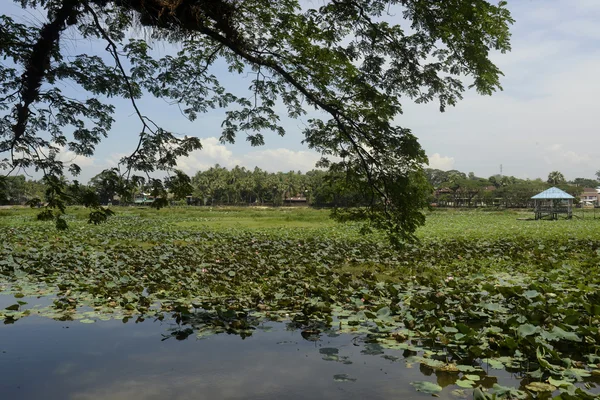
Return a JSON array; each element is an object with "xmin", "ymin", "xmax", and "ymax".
[{"xmin": 85, "ymin": 3, "xmax": 159, "ymax": 179}]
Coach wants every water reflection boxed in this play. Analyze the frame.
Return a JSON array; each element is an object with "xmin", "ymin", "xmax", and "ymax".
[
  {"xmin": 0, "ymin": 314, "xmax": 450, "ymax": 400},
  {"xmin": 1, "ymin": 300, "xmax": 599, "ymax": 399}
]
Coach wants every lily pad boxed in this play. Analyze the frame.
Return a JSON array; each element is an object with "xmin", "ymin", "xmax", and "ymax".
[
  {"xmin": 525, "ymin": 382, "xmax": 557, "ymax": 392},
  {"xmin": 548, "ymin": 377, "xmax": 573, "ymax": 388},
  {"xmin": 483, "ymin": 358, "xmax": 505, "ymax": 370},
  {"xmin": 411, "ymin": 381, "xmax": 443, "ymax": 394},
  {"xmin": 455, "ymin": 379, "xmax": 475, "ymax": 388},
  {"xmin": 517, "ymin": 323, "xmax": 537, "ymax": 337}
]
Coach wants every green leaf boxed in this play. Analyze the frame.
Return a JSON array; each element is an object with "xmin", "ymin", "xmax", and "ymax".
[
  {"xmin": 524, "ymin": 290, "xmax": 539, "ymax": 298},
  {"xmin": 473, "ymin": 388, "xmax": 490, "ymax": 400},
  {"xmin": 562, "ymin": 368, "xmax": 591, "ymax": 379},
  {"xmin": 456, "ymin": 379, "xmax": 475, "ymax": 388},
  {"xmin": 491, "ymin": 384, "xmax": 528, "ymax": 399},
  {"xmin": 517, "ymin": 323, "xmax": 537, "ymax": 337},
  {"xmin": 411, "ymin": 381, "xmax": 443, "ymax": 394},
  {"xmin": 536, "ymin": 347, "xmax": 560, "ymax": 372},
  {"xmin": 546, "ymin": 326, "xmax": 581, "ymax": 342},
  {"xmin": 547, "ymin": 377, "xmax": 573, "ymax": 388},
  {"xmin": 376, "ymin": 306, "xmax": 390, "ymax": 318},
  {"xmin": 484, "ymin": 358, "xmax": 505, "ymax": 370},
  {"xmin": 525, "ymin": 382, "xmax": 556, "ymax": 392}
]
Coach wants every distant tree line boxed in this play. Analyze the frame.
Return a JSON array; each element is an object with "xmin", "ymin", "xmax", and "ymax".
[
  {"xmin": 0, "ymin": 166, "xmax": 367, "ymax": 208},
  {"xmin": 2, "ymin": 166, "xmax": 600, "ymax": 208},
  {"xmin": 188, "ymin": 165, "xmax": 369, "ymax": 207},
  {"xmin": 425, "ymin": 169, "xmax": 599, "ymax": 208},
  {"xmin": 0, "ymin": 175, "xmax": 46, "ymax": 205}
]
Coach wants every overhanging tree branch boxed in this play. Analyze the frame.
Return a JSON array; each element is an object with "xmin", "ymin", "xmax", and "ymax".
[
  {"xmin": 84, "ymin": 3, "xmax": 158, "ymax": 178},
  {"xmin": 1, "ymin": 0, "xmax": 512, "ymax": 241},
  {"xmin": 11, "ymin": 0, "xmax": 80, "ymax": 150}
]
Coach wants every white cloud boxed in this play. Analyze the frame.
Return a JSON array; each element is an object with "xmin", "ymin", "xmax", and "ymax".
[
  {"xmin": 398, "ymin": 0, "xmax": 600, "ymax": 181},
  {"xmin": 406, "ymin": 48, "xmax": 600, "ymax": 180},
  {"xmin": 10, "ymin": 147, "xmax": 105, "ymax": 183},
  {"xmin": 175, "ymin": 137, "xmax": 240, "ymax": 173},
  {"xmin": 55, "ymin": 146, "xmax": 96, "ymax": 167},
  {"xmin": 543, "ymin": 144, "xmax": 593, "ymax": 168},
  {"xmin": 427, "ymin": 153, "xmax": 455, "ymax": 171},
  {"xmin": 172, "ymin": 137, "xmax": 322, "ymax": 174},
  {"xmin": 105, "ymin": 153, "xmax": 130, "ymax": 168},
  {"xmin": 240, "ymin": 148, "xmax": 321, "ymax": 173},
  {"xmin": 102, "ymin": 137, "xmax": 323, "ymax": 177}
]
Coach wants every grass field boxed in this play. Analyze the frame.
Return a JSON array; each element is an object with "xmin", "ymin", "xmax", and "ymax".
[{"xmin": 1, "ymin": 206, "xmax": 599, "ymax": 398}]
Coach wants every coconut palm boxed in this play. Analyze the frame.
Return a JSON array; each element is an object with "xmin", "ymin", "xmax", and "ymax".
[{"xmin": 547, "ymin": 171, "xmax": 566, "ymax": 185}]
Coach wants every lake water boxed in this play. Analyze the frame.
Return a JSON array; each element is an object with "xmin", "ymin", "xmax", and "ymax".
[
  {"xmin": 1, "ymin": 295, "xmax": 597, "ymax": 400},
  {"xmin": 1, "ymin": 313, "xmax": 460, "ymax": 400},
  {"xmin": 0, "ymin": 315, "xmax": 451, "ymax": 400}
]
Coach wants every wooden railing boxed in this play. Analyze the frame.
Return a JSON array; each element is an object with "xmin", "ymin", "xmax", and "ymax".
[{"xmin": 533, "ymin": 206, "xmax": 572, "ymax": 214}]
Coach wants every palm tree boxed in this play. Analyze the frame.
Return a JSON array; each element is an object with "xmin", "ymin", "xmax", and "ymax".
[{"xmin": 547, "ymin": 171, "xmax": 566, "ymax": 185}]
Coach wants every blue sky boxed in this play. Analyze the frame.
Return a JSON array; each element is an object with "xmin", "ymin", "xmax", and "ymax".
[{"xmin": 2, "ymin": 0, "xmax": 600, "ymax": 183}]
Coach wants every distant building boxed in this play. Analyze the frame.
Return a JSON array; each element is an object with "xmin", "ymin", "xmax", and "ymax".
[
  {"xmin": 284, "ymin": 196, "xmax": 308, "ymax": 206},
  {"xmin": 581, "ymin": 187, "xmax": 600, "ymax": 206},
  {"xmin": 134, "ymin": 193, "xmax": 155, "ymax": 205}
]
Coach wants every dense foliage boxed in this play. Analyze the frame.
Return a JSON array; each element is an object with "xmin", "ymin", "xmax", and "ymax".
[
  {"xmin": 1, "ymin": 0, "xmax": 514, "ymax": 241},
  {"xmin": 425, "ymin": 169, "xmax": 593, "ymax": 208},
  {"xmin": 3, "ymin": 166, "xmax": 598, "ymax": 211},
  {"xmin": 1, "ymin": 208, "xmax": 600, "ymax": 398},
  {"xmin": 0, "ymin": 175, "xmax": 46, "ymax": 204},
  {"xmin": 548, "ymin": 171, "xmax": 567, "ymax": 186},
  {"xmin": 190, "ymin": 165, "xmax": 375, "ymax": 207}
]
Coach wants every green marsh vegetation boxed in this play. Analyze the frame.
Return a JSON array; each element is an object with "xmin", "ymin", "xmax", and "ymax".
[{"xmin": 1, "ymin": 207, "xmax": 600, "ymax": 398}]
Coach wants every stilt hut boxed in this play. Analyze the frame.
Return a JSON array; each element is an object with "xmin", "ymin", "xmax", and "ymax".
[{"xmin": 531, "ymin": 187, "xmax": 573, "ymax": 220}]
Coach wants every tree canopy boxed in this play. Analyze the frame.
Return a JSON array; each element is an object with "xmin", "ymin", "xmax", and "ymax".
[
  {"xmin": 0, "ymin": 0, "xmax": 513, "ymax": 244},
  {"xmin": 547, "ymin": 171, "xmax": 566, "ymax": 186}
]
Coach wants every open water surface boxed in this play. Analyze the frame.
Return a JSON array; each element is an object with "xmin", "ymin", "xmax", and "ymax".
[
  {"xmin": 0, "ymin": 295, "xmax": 597, "ymax": 400},
  {"xmin": 0, "ymin": 316, "xmax": 447, "ymax": 399}
]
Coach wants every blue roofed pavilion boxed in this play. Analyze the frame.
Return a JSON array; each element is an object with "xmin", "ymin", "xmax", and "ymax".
[{"xmin": 531, "ymin": 187, "xmax": 573, "ymax": 220}]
